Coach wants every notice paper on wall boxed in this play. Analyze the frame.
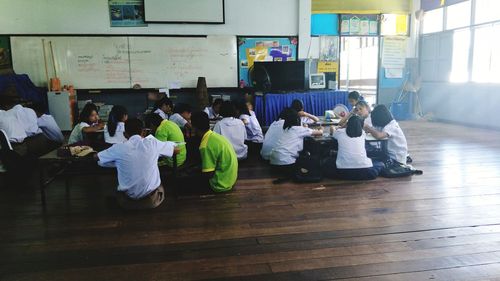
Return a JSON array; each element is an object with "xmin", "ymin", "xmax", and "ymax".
[
  {"xmin": 382, "ymin": 37, "xmax": 407, "ymax": 79},
  {"xmin": 385, "ymin": 68, "xmax": 404, "ymax": 79}
]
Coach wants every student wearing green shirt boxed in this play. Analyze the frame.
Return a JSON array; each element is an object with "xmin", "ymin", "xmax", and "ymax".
[
  {"xmin": 189, "ymin": 111, "xmax": 238, "ymax": 193},
  {"xmin": 145, "ymin": 113, "xmax": 186, "ymax": 167}
]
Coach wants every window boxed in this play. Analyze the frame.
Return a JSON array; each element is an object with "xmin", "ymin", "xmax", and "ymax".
[
  {"xmin": 423, "ymin": 8, "xmax": 444, "ymax": 34},
  {"xmin": 450, "ymin": 28, "xmax": 470, "ymax": 82},
  {"xmin": 475, "ymin": 0, "xmax": 500, "ymax": 25},
  {"xmin": 472, "ymin": 24, "xmax": 500, "ymax": 83},
  {"xmin": 446, "ymin": 1, "xmax": 471, "ymax": 30}
]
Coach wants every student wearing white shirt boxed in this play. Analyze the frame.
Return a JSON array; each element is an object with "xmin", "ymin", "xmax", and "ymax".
[
  {"xmin": 338, "ymin": 91, "xmax": 364, "ymax": 127},
  {"xmin": 104, "ymin": 105, "xmax": 128, "ymax": 144},
  {"xmin": 97, "ymin": 118, "xmax": 179, "ymax": 210},
  {"xmin": 68, "ymin": 103, "xmax": 104, "ymax": 144},
  {"xmin": 364, "ymin": 105, "xmax": 409, "ymax": 164},
  {"xmin": 213, "ymin": 101, "xmax": 248, "ymax": 160},
  {"xmin": 8, "ymin": 104, "xmax": 41, "ymax": 137},
  {"xmin": 355, "ymin": 100, "xmax": 372, "ymax": 127},
  {"xmin": 238, "ymin": 101, "xmax": 264, "ymax": 143},
  {"xmin": 204, "ymin": 98, "xmax": 223, "ymax": 120},
  {"xmin": 260, "ymin": 108, "xmax": 293, "ymax": 161},
  {"xmin": 32, "ymin": 103, "xmax": 64, "ymax": 144},
  {"xmin": 0, "ymin": 109, "xmax": 27, "ymax": 143},
  {"xmin": 291, "ymin": 99, "xmax": 319, "ymax": 125},
  {"xmin": 270, "ymin": 109, "xmax": 322, "ymax": 183},
  {"xmin": 169, "ymin": 103, "xmax": 192, "ymax": 136},
  {"xmin": 324, "ymin": 115, "xmax": 384, "ymax": 180},
  {"xmin": 153, "ymin": 97, "xmax": 173, "ymax": 120}
]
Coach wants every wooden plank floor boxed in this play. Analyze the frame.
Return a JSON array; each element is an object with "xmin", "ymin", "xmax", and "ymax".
[{"xmin": 2, "ymin": 120, "xmax": 500, "ymax": 281}]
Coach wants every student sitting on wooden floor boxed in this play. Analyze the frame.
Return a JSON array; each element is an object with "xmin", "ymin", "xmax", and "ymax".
[
  {"xmin": 145, "ymin": 113, "xmax": 187, "ymax": 168},
  {"xmin": 260, "ymin": 108, "xmax": 293, "ymax": 161},
  {"xmin": 104, "ymin": 105, "xmax": 128, "ymax": 144},
  {"xmin": 32, "ymin": 102, "xmax": 64, "ymax": 145},
  {"xmin": 68, "ymin": 103, "xmax": 104, "ymax": 145},
  {"xmin": 237, "ymin": 100, "xmax": 264, "ymax": 143},
  {"xmin": 213, "ymin": 101, "xmax": 247, "ymax": 160},
  {"xmin": 270, "ymin": 109, "xmax": 322, "ymax": 183},
  {"xmin": 323, "ymin": 115, "xmax": 384, "ymax": 180},
  {"xmin": 204, "ymin": 97, "xmax": 223, "ymax": 120},
  {"xmin": 182, "ymin": 111, "xmax": 237, "ymax": 194},
  {"xmin": 354, "ymin": 100, "xmax": 372, "ymax": 127},
  {"xmin": 96, "ymin": 118, "xmax": 179, "ymax": 210},
  {"xmin": 154, "ymin": 97, "xmax": 173, "ymax": 120},
  {"xmin": 169, "ymin": 103, "xmax": 192, "ymax": 136},
  {"xmin": 363, "ymin": 105, "xmax": 409, "ymax": 165},
  {"xmin": 338, "ymin": 91, "xmax": 364, "ymax": 127},
  {"xmin": 291, "ymin": 99, "xmax": 319, "ymax": 125}
]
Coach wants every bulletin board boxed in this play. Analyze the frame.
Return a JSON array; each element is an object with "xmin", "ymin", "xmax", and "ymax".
[
  {"xmin": 340, "ymin": 14, "xmax": 379, "ymax": 36},
  {"xmin": 237, "ymin": 37, "xmax": 298, "ymax": 87}
]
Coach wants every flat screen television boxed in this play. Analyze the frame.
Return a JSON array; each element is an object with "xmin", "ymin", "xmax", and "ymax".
[{"xmin": 251, "ymin": 61, "xmax": 305, "ymax": 91}]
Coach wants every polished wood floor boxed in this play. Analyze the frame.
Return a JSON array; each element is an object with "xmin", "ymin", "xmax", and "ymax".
[{"xmin": 2, "ymin": 121, "xmax": 500, "ymax": 281}]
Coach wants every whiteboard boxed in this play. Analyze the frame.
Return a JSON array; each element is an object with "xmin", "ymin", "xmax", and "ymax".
[
  {"xmin": 11, "ymin": 35, "xmax": 237, "ymax": 89},
  {"xmin": 144, "ymin": 0, "xmax": 224, "ymax": 23},
  {"xmin": 129, "ymin": 35, "xmax": 237, "ymax": 88},
  {"xmin": 11, "ymin": 37, "xmax": 131, "ymax": 89}
]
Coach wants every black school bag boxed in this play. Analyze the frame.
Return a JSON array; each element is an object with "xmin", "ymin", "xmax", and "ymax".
[{"xmin": 294, "ymin": 150, "xmax": 323, "ymax": 183}]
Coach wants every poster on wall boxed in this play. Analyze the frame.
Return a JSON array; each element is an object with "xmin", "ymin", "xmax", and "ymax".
[
  {"xmin": 0, "ymin": 36, "xmax": 11, "ymax": 68},
  {"xmin": 109, "ymin": 0, "xmax": 147, "ymax": 27},
  {"xmin": 319, "ymin": 36, "xmax": 339, "ymax": 61},
  {"xmin": 382, "ymin": 37, "xmax": 407, "ymax": 79},
  {"xmin": 340, "ymin": 14, "xmax": 379, "ymax": 36},
  {"xmin": 237, "ymin": 37, "xmax": 298, "ymax": 87}
]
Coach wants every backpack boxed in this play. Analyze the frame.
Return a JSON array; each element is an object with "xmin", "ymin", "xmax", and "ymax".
[{"xmin": 294, "ymin": 150, "xmax": 323, "ymax": 183}]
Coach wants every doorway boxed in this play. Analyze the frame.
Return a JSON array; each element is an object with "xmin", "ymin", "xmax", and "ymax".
[{"xmin": 339, "ymin": 37, "xmax": 379, "ymax": 105}]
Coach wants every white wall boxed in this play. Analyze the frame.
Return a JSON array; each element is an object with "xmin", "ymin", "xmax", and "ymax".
[{"xmin": 0, "ymin": 0, "xmax": 299, "ymax": 36}]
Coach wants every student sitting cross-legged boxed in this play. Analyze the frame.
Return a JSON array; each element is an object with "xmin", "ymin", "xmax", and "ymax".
[
  {"xmin": 270, "ymin": 109, "xmax": 322, "ymax": 183},
  {"xmin": 213, "ymin": 101, "xmax": 248, "ymax": 160},
  {"xmin": 179, "ymin": 111, "xmax": 238, "ymax": 194},
  {"xmin": 323, "ymin": 115, "xmax": 384, "ymax": 180},
  {"xmin": 96, "ymin": 118, "xmax": 179, "ymax": 210},
  {"xmin": 363, "ymin": 105, "xmax": 409, "ymax": 165},
  {"xmin": 260, "ymin": 108, "xmax": 294, "ymax": 161},
  {"xmin": 145, "ymin": 113, "xmax": 187, "ymax": 168}
]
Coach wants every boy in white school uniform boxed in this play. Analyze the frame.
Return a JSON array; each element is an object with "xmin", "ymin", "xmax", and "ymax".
[
  {"xmin": 169, "ymin": 103, "xmax": 192, "ymax": 135},
  {"xmin": 32, "ymin": 103, "xmax": 64, "ymax": 144},
  {"xmin": 213, "ymin": 101, "xmax": 248, "ymax": 160},
  {"xmin": 204, "ymin": 98, "xmax": 223, "ymax": 120},
  {"xmin": 8, "ymin": 104, "xmax": 41, "ymax": 137},
  {"xmin": 154, "ymin": 97, "xmax": 173, "ymax": 120},
  {"xmin": 96, "ymin": 118, "xmax": 179, "ymax": 210}
]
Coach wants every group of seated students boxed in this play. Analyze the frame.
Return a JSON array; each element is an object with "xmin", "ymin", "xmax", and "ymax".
[
  {"xmin": 261, "ymin": 91, "xmax": 410, "ymax": 183},
  {"xmin": 0, "ymin": 102, "xmax": 64, "ymax": 173}
]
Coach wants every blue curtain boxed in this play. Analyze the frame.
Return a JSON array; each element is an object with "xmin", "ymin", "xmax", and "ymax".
[{"xmin": 255, "ymin": 90, "xmax": 350, "ymax": 126}]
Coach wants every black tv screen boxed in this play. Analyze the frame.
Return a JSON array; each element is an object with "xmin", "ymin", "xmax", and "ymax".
[{"xmin": 252, "ymin": 61, "xmax": 305, "ymax": 91}]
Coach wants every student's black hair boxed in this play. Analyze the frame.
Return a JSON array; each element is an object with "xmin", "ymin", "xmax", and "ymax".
[
  {"xmin": 219, "ymin": 101, "xmax": 237, "ymax": 118},
  {"xmin": 371, "ymin": 104, "xmax": 394, "ymax": 128},
  {"xmin": 348, "ymin": 91, "xmax": 361, "ymax": 101},
  {"xmin": 212, "ymin": 98, "xmax": 223, "ymax": 107},
  {"xmin": 107, "ymin": 105, "xmax": 128, "ymax": 137},
  {"xmin": 236, "ymin": 100, "xmax": 250, "ymax": 116},
  {"xmin": 79, "ymin": 103, "xmax": 98, "ymax": 124},
  {"xmin": 144, "ymin": 113, "xmax": 163, "ymax": 129},
  {"xmin": 355, "ymin": 100, "xmax": 370, "ymax": 109},
  {"xmin": 278, "ymin": 107, "xmax": 295, "ymax": 120},
  {"xmin": 282, "ymin": 108, "xmax": 301, "ymax": 130},
  {"xmin": 125, "ymin": 118, "xmax": 144, "ymax": 137},
  {"xmin": 30, "ymin": 102, "xmax": 47, "ymax": 114},
  {"xmin": 346, "ymin": 115, "xmax": 363, "ymax": 138},
  {"xmin": 291, "ymin": 99, "xmax": 304, "ymax": 112},
  {"xmin": 173, "ymin": 103, "xmax": 192, "ymax": 114},
  {"xmin": 155, "ymin": 97, "xmax": 173, "ymax": 109},
  {"xmin": 191, "ymin": 111, "xmax": 210, "ymax": 131}
]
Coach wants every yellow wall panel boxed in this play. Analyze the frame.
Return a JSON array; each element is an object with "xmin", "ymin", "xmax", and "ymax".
[{"xmin": 312, "ymin": 0, "xmax": 411, "ymax": 14}]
